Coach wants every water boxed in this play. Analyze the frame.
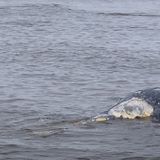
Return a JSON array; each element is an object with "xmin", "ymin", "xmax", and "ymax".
[{"xmin": 0, "ymin": 0, "xmax": 160, "ymax": 159}]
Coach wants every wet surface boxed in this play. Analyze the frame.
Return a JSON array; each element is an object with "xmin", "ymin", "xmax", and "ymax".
[{"xmin": 0, "ymin": 0, "xmax": 160, "ymax": 159}]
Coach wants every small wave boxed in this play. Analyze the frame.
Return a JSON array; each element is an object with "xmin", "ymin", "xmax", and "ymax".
[
  {"xmin": 97, "ymin": 12, "xmax": 160, "ymax": 18},
  {"xmin": 31, "ymin": 128, "xmax": 65, "ymax": 138},
  {"xmin": 1, "ymin": 1, "xmax": 160, "ymax": 19},
  {"xmin": 14, "ymin": 3, "xmax": 71, "ymax": 11},
  {"xmin": 121, "ymin": 156, "xmax": 160, "ymax": 160},
  {"xmin": 19, "ymin": 114, "xmax": 95, "ymax": 137},
  {"xmin": 0, "ymin": 98, "xmax": 35, "ymax": 104}
]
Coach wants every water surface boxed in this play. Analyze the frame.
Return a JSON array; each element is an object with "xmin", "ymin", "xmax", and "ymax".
[{"xmin": 0, "ymin": 0, "xmax": 160, "ymax": 159}]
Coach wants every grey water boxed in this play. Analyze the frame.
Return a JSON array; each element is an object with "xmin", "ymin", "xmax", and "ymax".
[{"xmin": 0, "ymin": 0, "xmax": 160, "ymax": 159}]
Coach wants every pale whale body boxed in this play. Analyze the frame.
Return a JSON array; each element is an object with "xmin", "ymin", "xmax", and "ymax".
[{"xmin": 94, "ymin": 88, "xmax": 160, "ymax": 122}]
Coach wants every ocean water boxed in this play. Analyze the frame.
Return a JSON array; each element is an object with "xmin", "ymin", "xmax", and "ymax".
[{"xmin": 0, "ymin": 0, "xmax": 160, "ymax": 159}]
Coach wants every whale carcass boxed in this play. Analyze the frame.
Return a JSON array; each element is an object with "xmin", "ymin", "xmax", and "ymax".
[{"xmin": 94, "ymin": 88, "xmax": 160, "ymax": 122}]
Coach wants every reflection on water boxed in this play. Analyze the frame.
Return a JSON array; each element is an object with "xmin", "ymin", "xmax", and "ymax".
[{"xmin": 0, "ymin": 0, "xmax": 160, "ymax": 159}]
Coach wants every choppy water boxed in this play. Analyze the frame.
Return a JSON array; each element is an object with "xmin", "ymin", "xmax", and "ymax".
[{"xmin": 0, "ymin": 0, "xmax": 160, "ymax": 159}]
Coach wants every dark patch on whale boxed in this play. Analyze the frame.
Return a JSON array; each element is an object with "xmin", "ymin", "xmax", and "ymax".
[{"xmin": 94, "ymin": 88, "xmax": 160, "ymax": 122}]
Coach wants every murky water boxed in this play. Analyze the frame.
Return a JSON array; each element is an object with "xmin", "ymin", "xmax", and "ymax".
[{"xmin": 0, "ymin": 0, "xmax": 160, "ymax": 159}]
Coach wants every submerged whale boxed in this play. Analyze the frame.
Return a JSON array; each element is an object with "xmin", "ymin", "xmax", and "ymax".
[{"xmin": 93, "ymin": 88, "xmax": 160, "ymax": 122}]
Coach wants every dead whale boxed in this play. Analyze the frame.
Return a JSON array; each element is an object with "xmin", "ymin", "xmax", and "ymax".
[{"xmin": 93, "ymin": 88, "xmax": 160, "ymax": 122}]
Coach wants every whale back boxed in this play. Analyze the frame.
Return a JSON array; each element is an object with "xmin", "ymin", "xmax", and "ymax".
[
  {"xmin": 108, "ymin": 97, "xmax": 154, "ymax": 119},
  {"xmin": 131, "ymin": 87, "xmax": 160, "ymax": 108},
  {"xmin": 108, "ymin": 88, "xmax": 160, "ymax": 120},
  {"xmin": 93, "ymin": 88, "xmax": 160, "ymax": 122}
]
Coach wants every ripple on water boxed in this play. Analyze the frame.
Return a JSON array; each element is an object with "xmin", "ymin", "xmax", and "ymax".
[{"xmin": 1, "ymin": 0, "xmax": 160, "ymax": 159}]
